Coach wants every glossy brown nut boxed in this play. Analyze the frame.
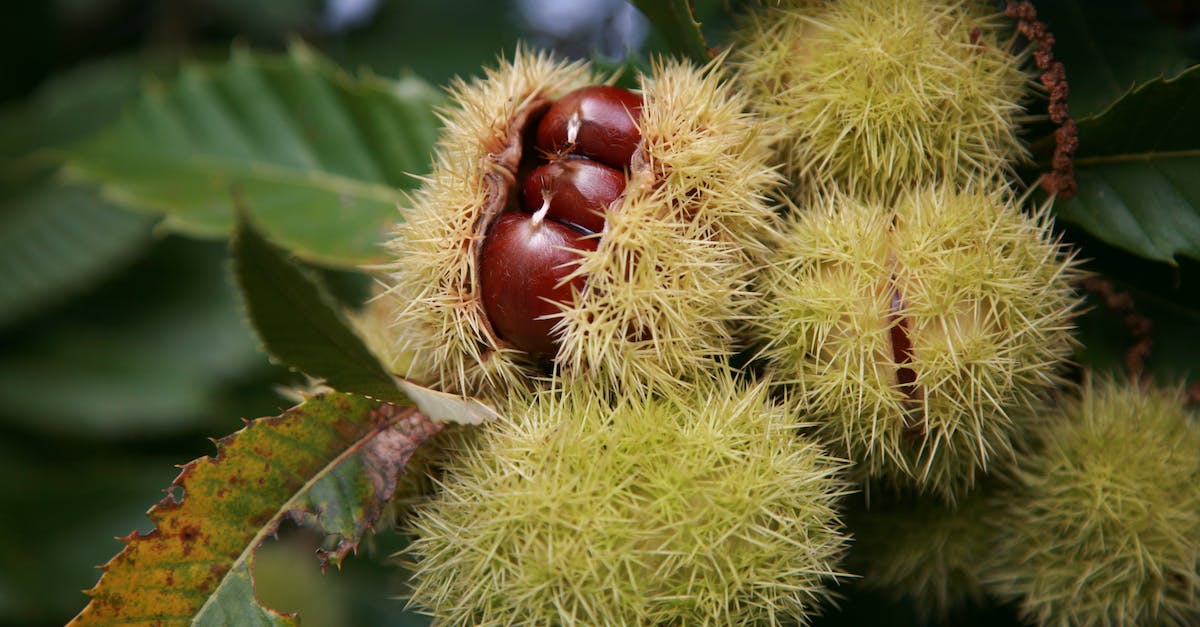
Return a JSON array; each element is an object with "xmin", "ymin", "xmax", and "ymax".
[
  {"xmin": 888, "ymin": 285, "xmax": 918, "ymax": 398},
  {"xmin": 521, "ymin": 158, "xmax": 625, "ymax": 234},
  {"xmin": 479, "ymin": 212, "xmax": 598, "ymax": 357},
  {"xmin": 536, "ymin": 85, "xmax": 642, "ymax": 170}
]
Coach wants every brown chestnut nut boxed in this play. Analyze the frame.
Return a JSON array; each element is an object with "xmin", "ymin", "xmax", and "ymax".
[
  {"xmin": 888, "ymin": 285, "xmax": 918, "ymax": 398},
  {"xmin": 536, "ymin": 85, "xmax": 642, "ymax": 169},
  {"xmin": 521, "ymin": 158, "xmax": 625, "ymax": 234},
  {"xmin": 479, "ymin": 212, "xmax": 598, "ymax": 357}
]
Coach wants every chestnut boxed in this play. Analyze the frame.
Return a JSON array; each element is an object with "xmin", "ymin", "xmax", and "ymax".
[
  {"xmin": 479, "ymin": 212, "xmax": 598, "ymax": 357},
  {"xmin": 888, "ymin": 285, "xmax": 917, "ymax": 396},
  {"xmin": 536, "ymin": 85, "xmax": 643, "ymax": 170},
  {"xmin": 521, "ymin": 158, "xmax": 625, "ymax": 234}
]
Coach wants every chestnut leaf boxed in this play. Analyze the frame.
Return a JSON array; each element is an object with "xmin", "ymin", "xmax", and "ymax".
[
  {"xmin": 1032, "ymin": 0, "xmax": 1190, "ymax": 119},
  {"xmin": 232, "ymin": 209, "xmax": 407, "ymax": 403},
  {"xmin": 65, "ymin": 43, "xmax": 441, "ymax": 268},
  {"xmin": 0, "ymin": 238, "xmax": 264, "ymax": 438},
  {"xmin": 0, "ymin": 178, "xmax": 152, "ymax": 330},
  {"xmin": 629, "ymin": 0, "xmax": 710, "ymax": 63},
  {"xmin": 232, "ymin": 211, "xmax": 499, "ymax": 424},
  {"xmin": 68, "ymin": 393, "xmax": 441, "ymax": 626},
  {"xmin": 0, "ymin": 56, "xmax": 166, "ymax": 330},
  {"xmin": 1049, "ymin": 64, "xmax": 1200, "ymax": 264}
]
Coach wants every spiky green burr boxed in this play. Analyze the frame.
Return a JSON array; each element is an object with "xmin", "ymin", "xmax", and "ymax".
[
  {"xmin": 554, "ymin": 56, "xmax": 780, "ymax": 398},
  {"xmin": 382, "ymin": 49, "xmax": 779, "ymax": 400},
  {"xmin": 988, "ymin": 377, "xmax": 1200, "ymax": 627},
  {"xmin": 405, "ymin": 375, "xmax": 850, "ymax": 625},
  {"xmin": 755, "ymin": 182, "xmax": 1079, "ymax": 501},
  {"xmin": 846, "ymin": 486, "xmax": 1004, "ymax": 621},
  {"xmin": 734, "ymin": 0, "xmax": 1028, "ymax": 200},
  {"xmin": 381, "ymin": 49, "xmax": 595, "ymax": 396}
]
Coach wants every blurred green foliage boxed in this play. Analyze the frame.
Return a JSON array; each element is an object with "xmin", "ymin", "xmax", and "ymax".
[{"xmin": 0, "ymin": 2, "xmax": 532, "ymax": 624}]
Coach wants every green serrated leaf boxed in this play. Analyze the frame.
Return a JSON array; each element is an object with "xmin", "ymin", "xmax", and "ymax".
[
  {"xmin": 0, "ymin": 55, "xmax": 170, "ymax": 170},
  {"xmin": 234, "ymin": 209, "xmax": 500, "ymax": 424},
  {"xmin": 66, "ymin": 44, "xmax": 441, "ymax": 268},
  {"xmin": 630, "ymin": 0, "xmax": 711, "ymax": 63},
  {"xmin": 0, "ymin": 55, "xmax": 169, "ymax": 328},
  {"xmin": 1034, "ymin": 0, "xmax": 1191, "ymax": 119},
  {"xmin": 0, "ymin": 176, "xmax": 154, "ymax": 329},
  {"xmin": 231, "ymin": 210, "xmax": 408, "ymax": 403},
  {"xmin": 69, "ymin": 394, "xmax": 441, "ymax": 627},
  {"xmin": 1052, "ymin": 64, "xmax": 1200, "ymax": 263}
]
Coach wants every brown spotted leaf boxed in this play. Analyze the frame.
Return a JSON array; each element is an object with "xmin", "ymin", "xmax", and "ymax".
[{"xmin": 69, "ymin": 393, "xmax": 441, "ymax": 627}]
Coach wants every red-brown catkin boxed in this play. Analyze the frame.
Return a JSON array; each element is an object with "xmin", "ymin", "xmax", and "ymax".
[
  {"xmin": 1078, "ymin": 276, "xmax": 1154, "ymax": 381},
  {"xmin": 1006, "ymin": 1, "xmax": 1078, "ymax": 200}
]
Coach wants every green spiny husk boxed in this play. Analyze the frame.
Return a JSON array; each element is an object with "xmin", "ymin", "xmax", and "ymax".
[
  {"xmin": 987, "ymin": 376, "xmax": 1200, "ymax": 627},
  {"xmin": 405, "ymin": 374, "xmax": 851, "ymax": 625},
  {"xmin": 382, "ymin": 49, "xmax": 779, "ymax": 400},
  {"xmin": 755, "ymin": 181, "xmax": 1080, "ymax": 502},
  {"xmin": 733, "ymin": 0, "xmax": 1029, "ymax": 202}
]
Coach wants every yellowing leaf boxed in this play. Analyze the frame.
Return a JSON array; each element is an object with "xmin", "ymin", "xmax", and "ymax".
[{"xmin": 68, "ymin": 393, "xmax": 441, "ymax": 626}]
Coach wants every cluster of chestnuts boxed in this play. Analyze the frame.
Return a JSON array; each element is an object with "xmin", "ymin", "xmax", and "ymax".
[
  {"xmin": 383, "ymin": 49, "xmax": 803, "ymax": 623},
  {"xmin": 376, "ymin": 1, "xmax": 1200, "ymax": 624},
  {"xmin": 386, "ymin": 51, "xmax": 777, "ymax": 396},
  {"xmin": 480, "ymin": 85, "xmax": 641, "ymax": 357}
]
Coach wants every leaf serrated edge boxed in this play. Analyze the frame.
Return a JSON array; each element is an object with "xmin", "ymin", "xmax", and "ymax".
[
  {"xmin": 60, "ymin": 43, "xmax": 434, "ymax": 268},
  {"xmin": 1075, "ymin": 63, "xmax": 1200, "ymax": 127},
  {"xmin": 190, "ymin": 400, "xmax": 437, "ymax": 620},
  {"xmin": 70, "ymin": 395, "xmax": 441, "ymax": 626},
  {"xmin": 630, "ymin": 0, "xmax": 711, "ymax": 63}
]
